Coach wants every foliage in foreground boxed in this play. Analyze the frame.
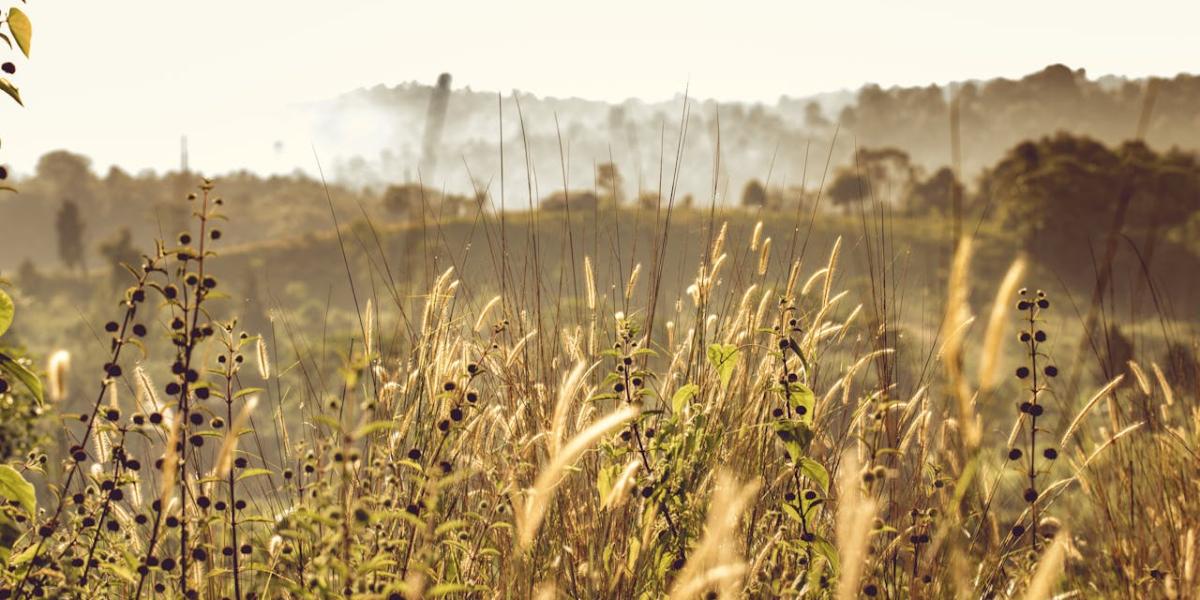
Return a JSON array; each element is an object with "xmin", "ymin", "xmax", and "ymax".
[{"xmin": 0, "ymin": 182, "xmax": 1197, "ymax": 600}]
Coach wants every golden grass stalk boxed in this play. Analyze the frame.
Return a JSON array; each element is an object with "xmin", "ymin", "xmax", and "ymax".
[
  {"xmin": 584, "ymin": 256, "xmax": 597, "ymax": 311},
  {"xmin": 549, "ymin": 360, "xmax": 594, "ymax": 456},
  {"xmin": 835, "ymin": 452, "xmax": 878, "ymax": 600},
  {"xmin": 517, "ymin": 405, "xmax": 638, "ymax": 549},
  {"xmin": 978, "ymin": 257, "xmax": 1026, "ymax": 391},
  {"xmin": 757, "ymin": 237, "xmax": 771, "ymax": 276},
  {"xmin": 363, "ymin": 298, "xmax": 375, "ymax": 356},
  {"xmin": 1151, "ymin": 361, "xmax": 1175, "ymax": 406},
  {"xmin": 1060, "ymin": 374, "xmax": 1124, "ymax": 447},
  {"xmin": 941, "ymin": 236, "xmax": 979, "ymax": 449},
  {"xmin": 256, "ymin": 336, "xmax": 271, "ymax": 380},
  {"xmin": 212, "ymin": 395, "xmax": 259, "ymax": 479},
  {"xmin": 159, "ymin": 411, "xmax": 181, "ymax": 506},
  {"xmin": 600, "ymin": 459, "xmax": 642, "ymax": 510},
  {"xmin": 1126, "ymin": 360, "xmax": 1150, "ymax": 395},
  {"xmin": 46, "ymin": 349, "xmax": 70, "ymax": 403},
  {"xmin": 750, "ymin": 220, "xmax": 763, "ymax": 251},
  {"xmin": 1022, "ymin": 530, "xmax": 1069, "ymax": 600},
  {"xmin": 669, "ymin": 471, "xmax": 761, "ymax": 600},
  {"xmin": 625, "ymin": 263, "xmax": 642, "ymax": 301},
  {"xmin": 475, "ymin": 295, "xmax": 502, "ymax": 332}
]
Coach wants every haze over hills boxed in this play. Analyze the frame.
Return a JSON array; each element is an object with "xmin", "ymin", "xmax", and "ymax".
[{"xmin": 312, "ymin": 63, "xmax": 1196, "ymax": 200}]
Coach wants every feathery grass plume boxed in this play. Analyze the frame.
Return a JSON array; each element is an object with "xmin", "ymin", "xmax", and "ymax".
[
  {"xmin": 750, "ymin": 220, "xmax": 763, "ymax": 252},
  {"xmin": 475, "ymin": 295, "xmax": 502, "ymax": 332},
  {"xmin": 1151, "ymin": 361, "xmax": 1175, "ymax": 406},
  {"xmin": 757, "ymin": 237, "xmax": 771, "ymax": 276},
  {"xmin": 712, "ymin": 221, "xmax": 728, "ymax": 261},
  {"xmin": 669, "ymin": 472, "xmax": 761, "ymax": 600},
  {"xmin": 1022, "ymin": 530, "xmax": 1069, "ymax": 600},
  {"xmin": 549, "ymin": 360, "xmax": 594, "ymax": 455},
  {"xmin": 1126, "ymin": 360, "xmax": 1150, "ymax": 395},
  {"xmin": 212, "ymin": 395, "xmax": 259, "ymax": 478},
  {"xmin": 584, "ymin": 256, "xmax": 597, "ymax": 311},
  {"xmin": 625, "ymin": 263, "xmax": 641, "ymax": 301},
  {"xmin": 517, "ymin": 404, "xmax": 638, "ymax": 549},
  {"xmin": 134, "ymin": 365, "xmax": 160, "ymax": 412},
  {"xmin": 600, "ymin": 459, "xmax": 642, "ymax": 510},
  {"xmin": 978, "ymin": 257, "xmax": 1026, "ymax": 391},
  {"xmin": 835, "ymin": 451, "xmax": 878, "ymax": 600},
  {"xmin": 255, "ymin": 336, "xmax": 271, "ymax": 380},
  {"xmin": 363, "ymin": 298, "xmax": 374, "ymax": 356},
  {"xmin": 46, "ymin": 349, "xmax": 70, "ymax": 402},
  {"xmin": 1060, "ymin": 375, "xmax": 1124, "ymax": 447},
  {"xmin": 822, "ymin": 236, "xmax": 842, "ymax": 306},
  {"xmin": 159, "ymin": 411, "xmax": 181, "ymax": 506},
  {"xmin": 941, "ymin": 236, "xmax": 979, "ymax": 448}
]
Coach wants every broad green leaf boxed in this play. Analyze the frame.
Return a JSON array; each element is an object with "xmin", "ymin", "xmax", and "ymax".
[
  {"xmin": 6, "ymin": 8, "xmax": 30, "ymax": 57},
  {"xmin": 671, "ymin": 383, "xmax": 699, "ymax": 414},
  {"xmin": 773, "ymin": 419, "xmax": 813, "ymax": 461},
  {"xmin": 810, "ymin": 536, "xmax": 840, "ymax": 575},
  {"xmin": 596, "ymin": 463, "xmax": 615, "ymax": 506},
  {"xmin": 706, "ymin": 343, "xmax": 739, "ymax": 387},
  {"xmin": 0, "ymin": 78, "xmax": 19, "ymax": 106},
  {"xmin": 0, "ymin": 288, "xmax": 12, "ymax": 336},
  {"xmin": 798, "ymin": 457, "xmax": 830, "ymax": 494},
  {"xmin": 787, "ymin": 382, "xmax": 816, "ymax": 426},
  {"xmin": 0, "ymin": 353, "xmax": 42, "ymax": 405},
  {"xmin": 0, "ymin": 465, "xmax": 35, "ymax": 513}
]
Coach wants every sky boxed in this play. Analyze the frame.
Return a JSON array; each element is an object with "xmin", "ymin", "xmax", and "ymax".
[{"xmin": 2, "ymin": 0, "xmax": 1197, "ymax": 177}]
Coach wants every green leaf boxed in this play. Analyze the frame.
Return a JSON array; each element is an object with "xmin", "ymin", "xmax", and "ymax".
[
  {"xmin": 0, "ymin": 353, "xmax": 42, "ymax": 405},
  {"xmin": 0, "ymin": 288, "xmax": 12, "ymax": 337},
  {"xmin": 773, "ymin": 419, "xmax": 813, "ymax": 461},
  {"xmin": 0, "ymin": 78, "xmax": 19, "ymax": 106},
  {"xmin": 706, "ymin": 343, "xmax": 739, "ymax": 387},
  {"xmin": 7, "ymin": 7, "xmax": 31, "ymax": 57},
  {"xmin": 236, "ymin": 468, "xmax": 273, "ymax": 482},
  {"xmin": 798, "ymin": 458, "xmax": 830, "ymax": 494},
  {"xmin": 787, "ymin": 382, "xmax": 816, "ymax": 426},
  {"xmin": 0, "ymin": 465, "xmax": 35, "ymax": 514},
  {"xmin": 671, "ymin": 383, "xmax": 699, "ymax": 414},
  {"xmin": 596, "ymin": 463, "xmax": 615, "ymax": 506}
]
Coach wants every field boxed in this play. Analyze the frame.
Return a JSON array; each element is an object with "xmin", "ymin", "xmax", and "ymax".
[
  {"xmin": 1, "ymin": 7, "xmax": 1199, "ymax": 596},
  {"xmin": 1, "ymin": 157, "xmax": 1198, "ymax": 599}
]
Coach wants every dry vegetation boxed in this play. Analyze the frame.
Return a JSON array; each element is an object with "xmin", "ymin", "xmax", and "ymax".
[{"xmin": 0, "ymin": 167, "xmax": 1196, "ymax": 600}]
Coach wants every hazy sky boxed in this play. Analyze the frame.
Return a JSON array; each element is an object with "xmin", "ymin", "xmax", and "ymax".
[{"xmin": 3, "ymin": 0, "xmax": 1196, "ymax": 176}]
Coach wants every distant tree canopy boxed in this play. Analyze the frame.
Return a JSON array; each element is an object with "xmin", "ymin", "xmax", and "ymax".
[
  {"xmin": 979, "ymin": 133, "xmax": 1200, "ymax": 247},
  {"xmin": 827, "ymin": 147, "xmax": 917, "ymax": 211},
  {"xmin": 55, "ymin": 199, "xmax": 85, "ymax": 271}
]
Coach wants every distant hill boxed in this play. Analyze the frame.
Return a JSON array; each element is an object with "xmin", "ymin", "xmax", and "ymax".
[{"xmin": 312, "ymin": 64, "xmax": 1200, "ymax": 200}]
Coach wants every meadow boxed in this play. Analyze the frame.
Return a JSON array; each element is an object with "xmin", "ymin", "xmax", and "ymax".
[{"xmin": 1, "ymin": 141, "xmax": 1197, "ymax": 600}]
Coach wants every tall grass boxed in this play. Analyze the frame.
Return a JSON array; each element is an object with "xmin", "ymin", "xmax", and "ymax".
[{"xmin": 1, "ymin": 162, "xmax": 1197, "ymax": 600}]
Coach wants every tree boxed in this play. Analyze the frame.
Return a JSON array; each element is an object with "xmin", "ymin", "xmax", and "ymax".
[
  {"xmin": 741, "ymin": 179, "xmax": 766, "ymax": 208},
  {"xmin": 98, "ymin": 227, "xmax": 140, "ymax": 287},
  {"xmin": 906, "ymin": 167, "xmax": 963, "ymax": 215},
  {"xmin": 37, "ymin": 150, "xmax": 95, "ymax": 204},
  {"xmin": 827, "ymin": 172, "xmax": 867, "ymax": 212},
  {"xmin": 597, "ymin": 162, "xmax": 622, "ymax": 204},
  {"xmin": 55, "ymin": 199, "xmax": 86, "ymax": 272}
]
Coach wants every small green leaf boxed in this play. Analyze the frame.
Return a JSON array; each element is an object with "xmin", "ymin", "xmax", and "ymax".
[
  {"xmin": 0, "ymin": 288, "xmax": 13, "ymax": 336},
  {"xmin": 0, "ymin": 353, "xmax": 42, "ymax": 405},
  {"xmin": 236, "ymin": 468, "xmax": 273, "ymax": 482},
  {"xmin": 706, "ymin": 343, "xmax": 739, "ymax": 387},
  {"xmin": 0, "ymin": 78, "xmax": 21, "ymax": 106},
  {"xmin": 798, "ymin": 458, "xmax": 830, "ymax": 494},
  {"xmin": 786, "ymin": 382, "xmax": 815, "ymax": 423},
  {"xmin": 671, "ymin": 383, "xmax": 699, "ymax": 414},
  {"xmin": 0, "ymin": 465, "xmax": 35, "ymax": 514},
  {"xmin": 7, "ymin": 7, "xmax": 31, "ymax": 57}
]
